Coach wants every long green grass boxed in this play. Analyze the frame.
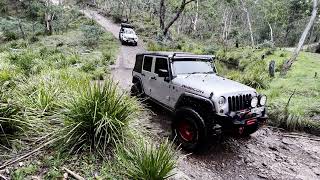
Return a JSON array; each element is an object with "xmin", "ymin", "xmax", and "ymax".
[
  {"xmin": 0, "ymin": 96, "xmax": 33, "ymax": 146},
  {"xmin": 58, "ymin": 80, "xmax": 140, "ymax": 155},
  {"xmin": 116, "ymin": 139, "xmax": 177, "ymax": 180}
]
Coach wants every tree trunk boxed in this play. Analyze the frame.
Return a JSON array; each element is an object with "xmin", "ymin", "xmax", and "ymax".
[
  {"xmin": 267, "ymin": 22, "xmax": 274, "ymax": 45},
  {"xmin": 161, "ymin": 0, "xmax": 195, "ymax": 37},
  {"xmin": 192, "ymin": 0, "xmax": 199, "ymax": 31},
  {"xmin": 45, "ymin": 13, "xmax": 53, "ymax": 35},
  {"xmin": 240, "ymin": 0, "xmax": 254, "ymax": 47},
  {"xmin": 281, "ymin": 0, "xmax": 318, "ymax": 75},
  {"xmin": 159, "ymin": 0, "xmax": 165, "ymax": 30}
]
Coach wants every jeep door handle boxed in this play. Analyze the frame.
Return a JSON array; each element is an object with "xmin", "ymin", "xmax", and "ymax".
[
  {"xmin": 150, "ymin": 76, "xmax": 157, "ymax": 80},
  {"xmin": 141, "ymin": 73, "xmax": 145, "ymax": 76}
]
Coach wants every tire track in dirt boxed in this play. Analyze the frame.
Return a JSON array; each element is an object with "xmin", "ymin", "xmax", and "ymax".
[{"xmin": 82, "ymin": 9, "xmax": 320, "ymax": 180}]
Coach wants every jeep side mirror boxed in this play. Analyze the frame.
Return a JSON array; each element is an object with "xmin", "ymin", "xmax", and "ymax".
[{"xmin": 158, "ymin": 69, "xmax": 169, "ymax": 77}]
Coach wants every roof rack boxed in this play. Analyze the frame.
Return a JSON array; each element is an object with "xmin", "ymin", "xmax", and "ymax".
[
  {"xmin": 137, "ymin": 51, "xmax": 215, "ymax": 60},
  {"xmin": 120, "ymin": 23, "xmax": 134, "ymax": 29}
]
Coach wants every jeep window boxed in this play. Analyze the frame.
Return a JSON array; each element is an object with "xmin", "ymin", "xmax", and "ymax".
[
  {"xmin": 143, "ymin": 56, "xmax": 153, "ymax": 72},
  {"xmin": 155, "ymin": 58, "xmax": 168, "ymax": 75},
  {"xmin": 172, "ymin": 60, "xmax": 216, "ymax": 75},
  {"xmin": 134, "ymin": 55, "xmax": 143, "ymax": 73}
]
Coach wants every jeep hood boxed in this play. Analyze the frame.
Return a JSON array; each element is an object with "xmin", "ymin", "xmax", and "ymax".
[
  {"xmin": 123, "ymin": 34, "xmax": 137, "ymax": 39},
  {"xmin": 172, "ymin": 74, "xmax": 256, "ymax": 97}
]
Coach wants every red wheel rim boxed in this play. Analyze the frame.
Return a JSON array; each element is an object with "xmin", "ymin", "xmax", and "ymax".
[{"xmin": 178, "ymin": 120, "xmax": 195, "ymax": 142}]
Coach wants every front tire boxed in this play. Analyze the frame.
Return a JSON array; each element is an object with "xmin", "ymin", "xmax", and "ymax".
[
  {"xmin": 241, "ymin": 124, "xmax": 259, "ymax": 136},
  {"xmin": 172, "ymin": 107, "xmax": 208, "ymax": 152}
]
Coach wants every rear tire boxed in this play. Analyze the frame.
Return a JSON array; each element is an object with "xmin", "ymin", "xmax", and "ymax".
[
  {"xmin": 130, "ymin": 81, "xmax": 144, "ymax": 98},
  {"xmin": 172, "ymin": 107, "xmax": 208, "ymax": 152}
]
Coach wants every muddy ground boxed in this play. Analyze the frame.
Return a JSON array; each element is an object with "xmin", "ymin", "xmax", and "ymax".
[{"xmin": 81, "ymin": 8, "xmax": 320, "ymax": 180}]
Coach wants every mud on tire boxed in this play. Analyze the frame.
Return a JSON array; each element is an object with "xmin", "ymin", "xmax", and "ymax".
[
  {"xmin": 172, "ymin": 107, "xmax": 208, "ymax": 152},
  {"xmin": 130, "ymin": 82, "xmax": 144, "ymax": 98}
]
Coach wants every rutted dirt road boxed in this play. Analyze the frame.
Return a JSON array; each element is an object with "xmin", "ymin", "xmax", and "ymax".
[
  {"xmin": 83, "ymin": 9, "xmax": 145, "ymax": 89},
  {"xmin": 83, "ymin": 9, "xmax": 320, "ymax": 180}
]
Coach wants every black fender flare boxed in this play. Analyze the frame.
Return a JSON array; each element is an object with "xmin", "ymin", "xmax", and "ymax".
[{"xmin": 174, "ymin": 92, "xmax": 216, "ymax": 113}]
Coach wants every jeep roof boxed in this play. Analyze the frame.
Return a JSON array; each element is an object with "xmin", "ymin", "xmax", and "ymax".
[
  {"xmin": 136, "ymin": 52, "xmax": 215, "ymax": 60},
  {"xmin": 120, "ymin": 23, "xmax": 134, "ymax": 29}
]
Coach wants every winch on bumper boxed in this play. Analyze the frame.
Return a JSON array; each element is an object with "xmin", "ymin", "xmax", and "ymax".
[{"xmin": 215, "ymin": 107, "xmax": 268, "ymax": 135}]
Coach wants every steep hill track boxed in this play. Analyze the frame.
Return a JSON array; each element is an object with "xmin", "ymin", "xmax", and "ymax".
[{"xmin": 83, "ymin": 8, "xmax": 320, "ymax": 180}]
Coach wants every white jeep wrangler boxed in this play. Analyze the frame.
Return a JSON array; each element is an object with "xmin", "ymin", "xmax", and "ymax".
[
  {"xmin": 131, "ymin": 52, "xmax": 267, "ymax": 151},
  {"xmin": 119, "ymin": 23, "xmax": 138, "ymax": 46}
]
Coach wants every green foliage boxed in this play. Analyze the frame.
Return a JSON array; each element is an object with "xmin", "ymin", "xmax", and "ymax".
[
  {"xmin": 0, "ymin": 96, "xmax": 32, "ymax": 146},
  {"xmin": 268, "ymin": 103, "xmax": 320, "ymax": 135},
  {"xmin": 58, "ymin": 80, "xmax": 140, "ymax": 155},
  {"xmin": 116, "ymin": 140, "xmax": 177, "ymax": 180},
  {"xmin": 8, "ymin": 50, "xmax": 38, "ymax": 76},
  {"xmin": 81, "ymin": 25, "xmax": 104, "ymax": 47},
  {"xmin": 11, "ymin": 164, "xmax": 38, "ymax": 180}
]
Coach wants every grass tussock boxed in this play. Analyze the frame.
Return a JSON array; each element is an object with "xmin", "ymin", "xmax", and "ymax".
[
  {"xmin": 0, "ymin": 97, "xmax": 33, "ymax": 146},
  {"xmin": 268, "ymin": 96, "xmax": 320, "ymax": 135},
  {"xmin": 116, "ymin": 139, "xmax": 177, "ymax": 180},
  {"xmin": 58, "ymin": 79, "xmax": 140, "ymax": 155}
]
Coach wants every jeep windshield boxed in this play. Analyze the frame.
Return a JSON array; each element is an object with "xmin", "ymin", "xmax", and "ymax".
[
  {"xmin": 172, "ymin": 59, "xmax": 216, "ymax": 75},
  {"xmin": 124, "ymin": 28, "xmax": 135, "ymax": 34}
]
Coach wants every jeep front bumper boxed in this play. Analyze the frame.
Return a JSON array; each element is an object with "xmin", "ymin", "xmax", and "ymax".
[{"xmin": 214, "ymin": 108, "xmax": 268, "ymax": 134}]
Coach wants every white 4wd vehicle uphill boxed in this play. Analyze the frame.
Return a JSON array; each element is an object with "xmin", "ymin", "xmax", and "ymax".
[
  {"xmin": 119, "ymin": 23, "xmax": 138, "ymax": 46},
  {"xmin": 131, "ymin": 52, "xmax": 268, "ymax": 151}
]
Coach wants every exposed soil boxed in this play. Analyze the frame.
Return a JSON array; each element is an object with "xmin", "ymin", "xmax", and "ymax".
[{"xmin": 83, "ymin": 9, "xmax": 320, "ymax": 180}]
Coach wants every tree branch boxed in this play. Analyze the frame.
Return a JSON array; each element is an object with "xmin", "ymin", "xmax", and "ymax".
[{"xmin": 162, "ymin": 0, "xmax": 196, "ymax": 36}]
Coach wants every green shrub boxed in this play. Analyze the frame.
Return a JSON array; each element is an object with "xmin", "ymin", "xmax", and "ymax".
[
  {"xmin": 0, "ymin": 96, "xmax": 32, "ymax": 146},
  {"xmin": 81, "ymin": 61, "xmax": 96, "ymax": 72},
  {"xmin": 14, "ymin": 75, "xmax": 61, "ymax": 113},
  {"xmin": 8, "ymin": 50, "xmax": 38, "ymax": 76},
  {"xmin": 242, "ymin": 73, "xmax": 270, "ymax": 89},
  {"xmin": 256, "ymin": 40, "xmax": 274, "ymax": 49},
  {"xmin": 228, "ymin": 60, "xmax": 270, "ymax": 89},
  {"xmin": 58, "ymin": 80, "xmax": 140, "ymax": 155},
  {"xmin": 268, "ymin": 104, "xmax": 320, "ymax": 135},
  {"xmin": 81, "ymin": 25, "xmax": 104, "ymax": 47},
  {"xmin": 116, "ymin": 140, "xmax": 177, "ymax": 180}
]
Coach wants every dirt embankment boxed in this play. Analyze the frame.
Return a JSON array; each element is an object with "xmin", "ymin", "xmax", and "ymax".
[{"xmin": 84, "ymin": 9, "xmax": 320, "ymax": 180}]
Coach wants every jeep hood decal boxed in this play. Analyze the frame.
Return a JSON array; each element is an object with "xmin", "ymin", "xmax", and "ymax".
[{"xmin": 173, "ymin": 74, "xmax": 256, "ymax": 97}]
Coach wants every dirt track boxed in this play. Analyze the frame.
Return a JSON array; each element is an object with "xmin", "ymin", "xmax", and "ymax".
[{"xmin": 83, "ymin": 9, "xmax": 320, "ymax": 180}]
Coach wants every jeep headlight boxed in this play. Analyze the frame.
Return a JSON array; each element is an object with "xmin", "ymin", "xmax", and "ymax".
[
  {"xmin": 134, "ymin": 37, "xmax": 138, "ymax": 41},
  {"xmin": 251, "ymin": 96, "xmax": 258, "ymax": 108},
  {"xmin": 218, "ymin": 96, "xmax": 226, "ymax": 105},
  {"xmin": 259, "ymin": 95, "xmax": 267, "ymax": 106}
]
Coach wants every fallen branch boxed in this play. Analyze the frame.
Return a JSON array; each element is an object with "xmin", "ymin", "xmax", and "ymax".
[
  {"xmin": 0, "ymin": 174, "xmax": 8, "ymax": 180},
  {"xmin": 285, "ymin": 90, "xmax": 296, "ymax": 109},
  {"xmin": 0, "ymin": 138, "xmax": 56, "ymax": 170},
  {"xmin": 63, "ymin": 167, "xmax": 85, "ymax": 180}
]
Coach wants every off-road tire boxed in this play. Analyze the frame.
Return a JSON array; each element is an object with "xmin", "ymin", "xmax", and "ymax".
[
  {"xmin": 241, "ymin": 124, "xmax": 259, "ymax": 137},
  {"xmin": 172, "ymin": 107, "xmax": 208, "ymax": 152},
  {"xmin": 130, "ymin": 82, "xmax": 144, "ymax": 98}
]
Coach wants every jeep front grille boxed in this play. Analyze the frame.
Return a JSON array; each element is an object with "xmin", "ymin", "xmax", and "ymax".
[{"xmin": 228, "ymin": 94, "xmax": 252, "ymax": 112}]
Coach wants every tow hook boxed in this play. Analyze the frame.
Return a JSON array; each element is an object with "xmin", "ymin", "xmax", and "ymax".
[{"xmin": 239, "ymin": 127, "xmax": 244, "ymax": 134}]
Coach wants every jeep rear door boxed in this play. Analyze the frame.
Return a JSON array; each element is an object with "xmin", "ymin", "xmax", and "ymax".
[
  {"xmin": 149, "ymin": 57, "xmax": 172, "ymax": 106},
  {"xmin": 141, "ymin": 56, "xmax": 154, "ymax": 96}
]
